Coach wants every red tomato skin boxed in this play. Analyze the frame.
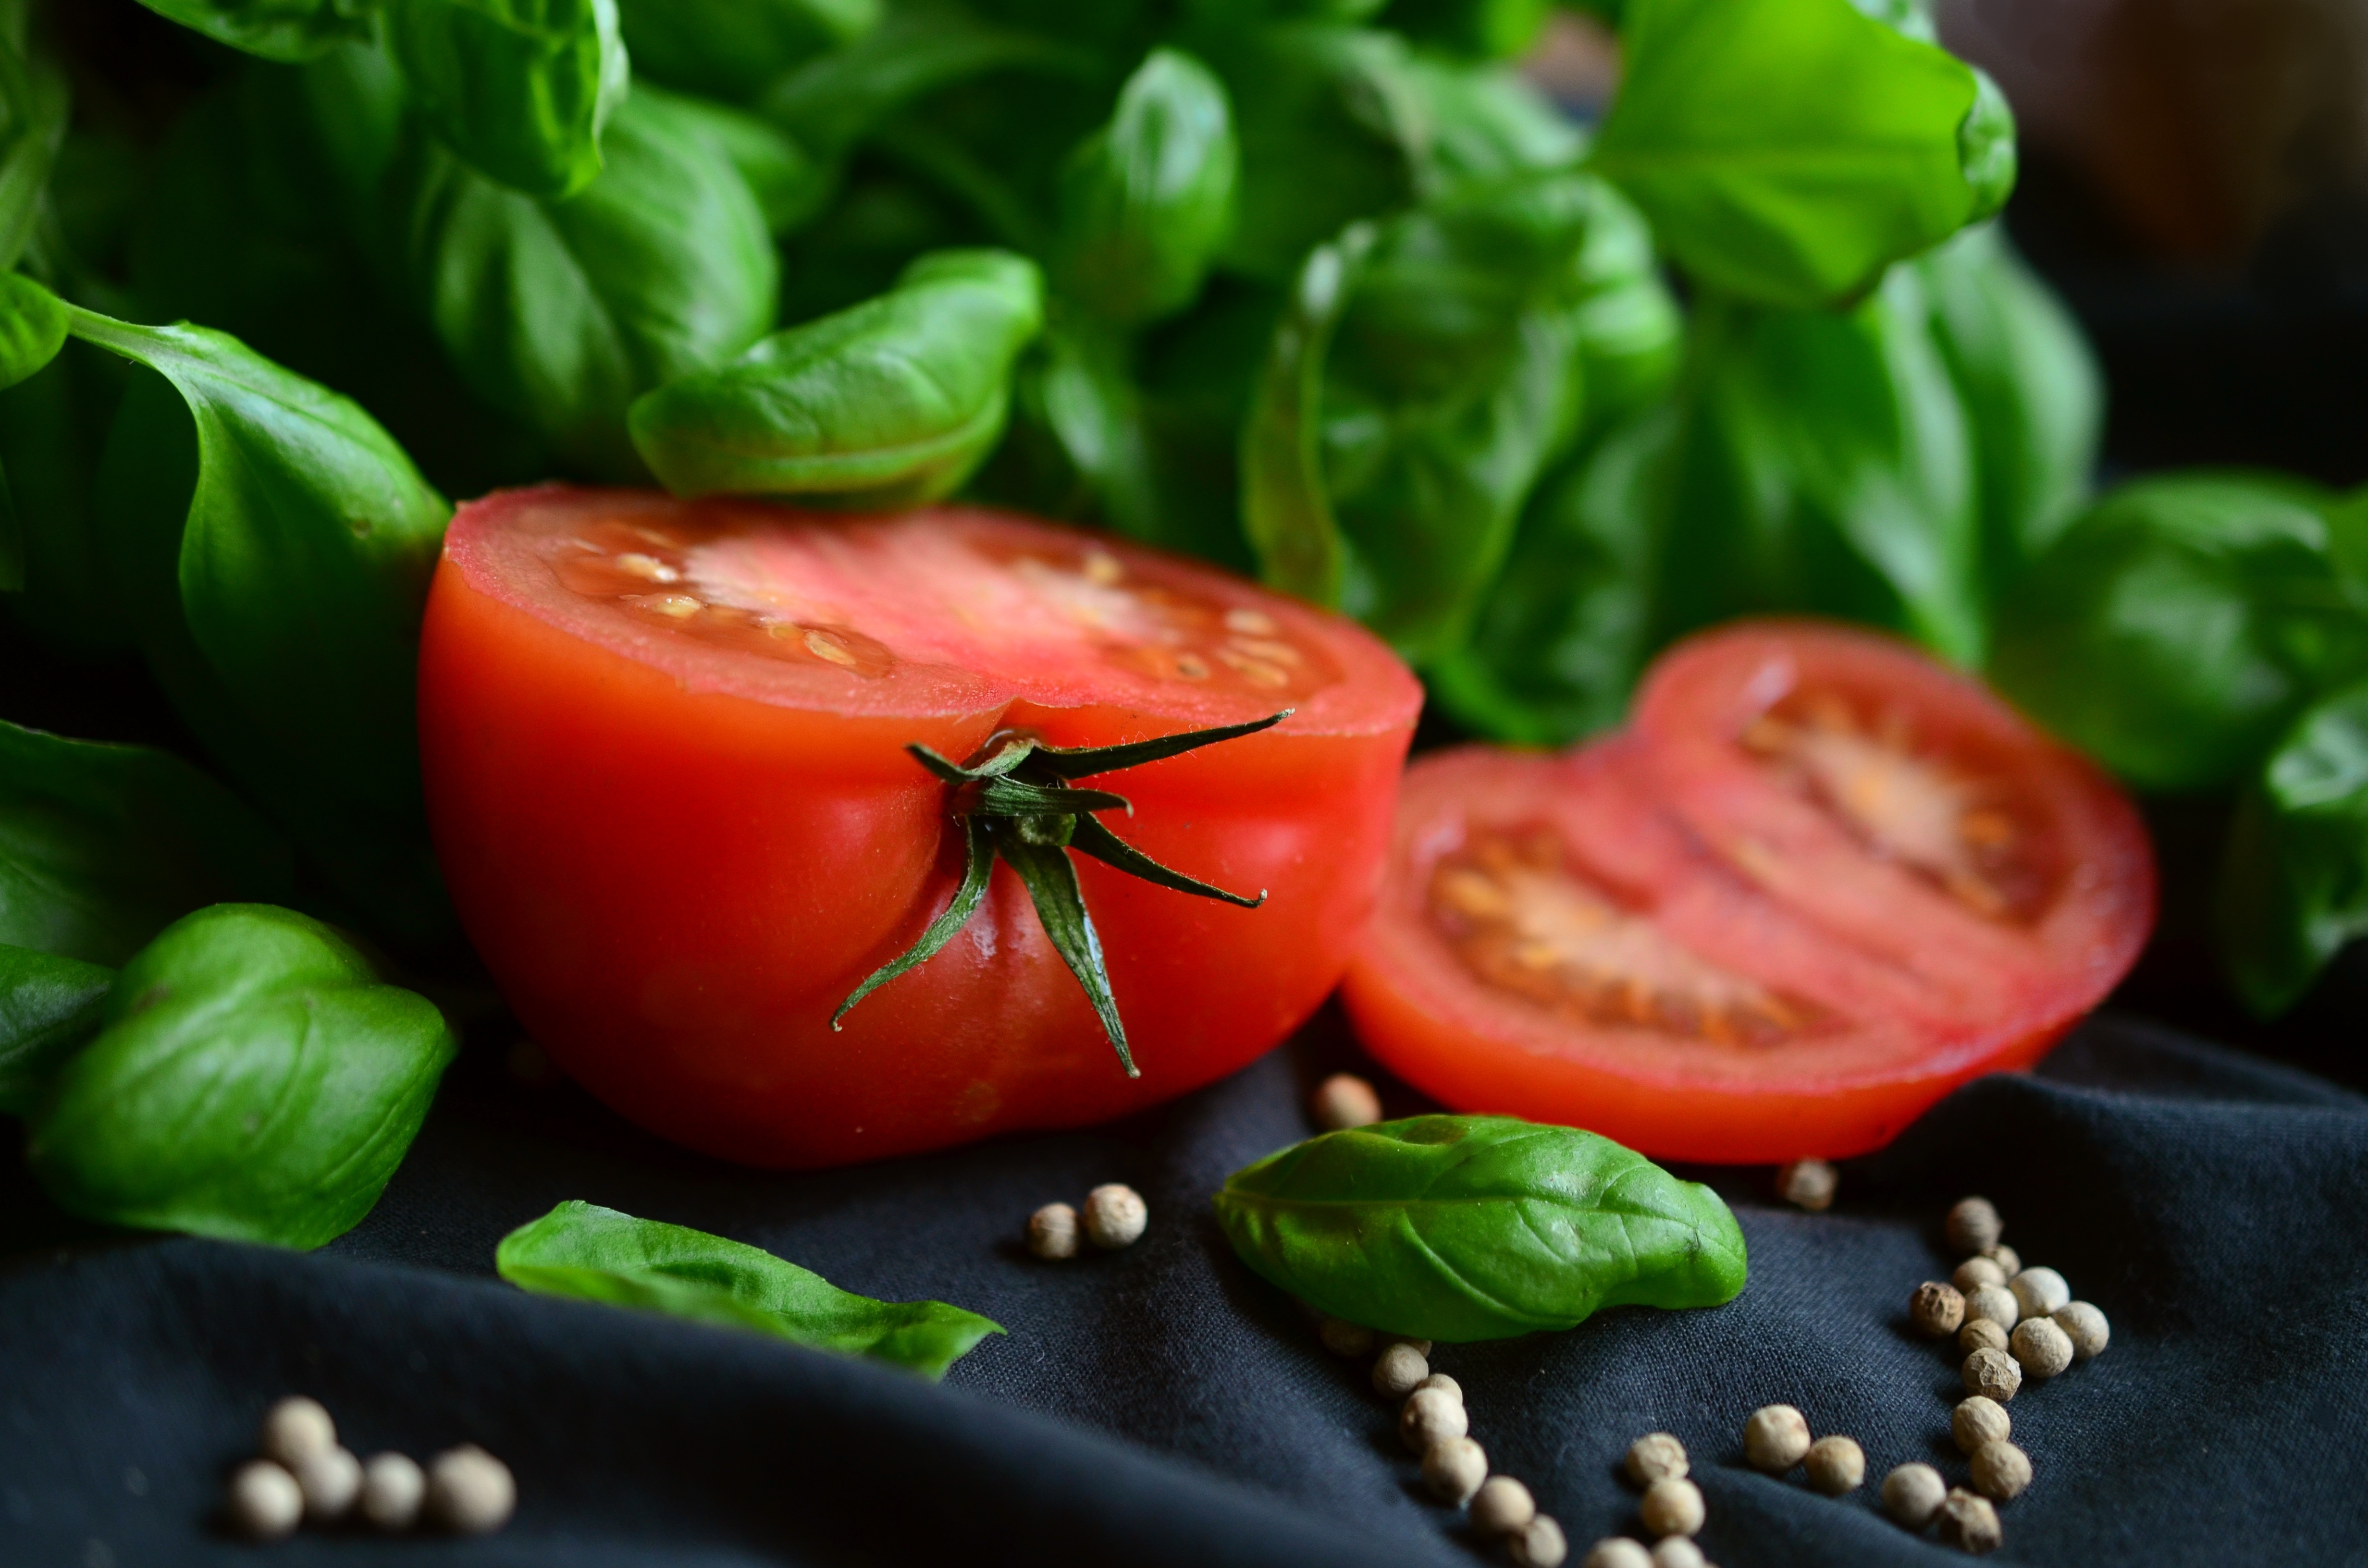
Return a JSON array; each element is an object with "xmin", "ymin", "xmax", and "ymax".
[{"xmin": 418, "ymin": 492, "xmax": 1418, "ymax": 1168}]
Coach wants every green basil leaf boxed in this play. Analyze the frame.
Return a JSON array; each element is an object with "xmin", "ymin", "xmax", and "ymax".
[
  {"xmin": 1407, "ymin": 53, "xmax": 1587, "ymax": 196},
  {"xmin": 639, "ymin": 85, "xmax": 832, "ymax": 237},
  {"xmin": 618, "ymin": 0, "xmax": 880, "ymax": 103},
  {"xmin": 1989, "ymin": 472, "xmax": 2367, "ymax": 794},
  {"xmin": 1383, "ymin": 0, "xmax": 1555, "ymax": 60},
  {"xmin": 0, "ymin": 717, "xmax": 294, "ymax": 967},
  {"xmin": 1214, "ymin": 1115, "xmax": 1747, "ymax": 1342},
  {"xmin": 1591, "ymin": 0, "xmax": 2006, "ymax": 309},
  {"xmin": 497, "ymin": 1200, "xmax": 1005, "ymax": 1379},
  {"xmin": 629, "ymin": 247, "xmax": 1044, "ymax": 504},
  {"xmin": 2218, "ymin": 681, "xmax": 2368, "ymax": 1017},
  {"xmin": 1241, "ymin": 222, "xmax": 1372, "ymax": 606},
  {"xmin": 1055, "ymin": 48, "xmax": 1237, "ymax": 327},
  {"xmin": 388, "ymin": 0, "xmax": 630, "ymax": 199},
  {"xmin": 0, "ymin": 943, "xmax": 111, "ymax": 1116},
  {"xmin": 0, "ymin": 338, "xmax": 134, "ymax": 656},
  {"xmin": 0, "ymin": 23, "xmax": 67, "ymax": 274},
  {"xmin": 406, "ymin": 86, "xmax": 781, "ymax": 477},
  {"xmin": 26, "ymin": 904, "xmax": 456, "ymax": 1249},
  {"xmin": 1566, "ymin": 176, "xmax": 1681, "ymax": 439},
  {"xmin": 132, "ymin": 0, "xmax": 376, "ymax": 63}
]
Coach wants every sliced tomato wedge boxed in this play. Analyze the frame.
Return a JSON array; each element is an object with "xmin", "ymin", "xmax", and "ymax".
[{"xmin": 1343, "ymin": 621, "xmax": 2154, "ymax": 1163}]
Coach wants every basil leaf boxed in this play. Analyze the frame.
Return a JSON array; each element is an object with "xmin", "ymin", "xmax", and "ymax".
[
  {"xmin": 405, "ymin": 85, "xmax": 781, "ymax": 478},
  {"xmin": 132, "ymin": 0, "xmax": 375, "ymax": 63},
  {"xmin": 1055, "ymin": 48, "xmax": 1237, "ymax": 327},
  {"xmin": 1383, "ymin": 0, "xmax": 1555, "ymax": 60},
  {"xmin": 1988, "ymin": 473, "xmax": 2368, "ymax": 793},
  {"xmin": 0, "ymin": 717, "xmax": 294, "ymax": 967},
  {"xmin": 388, "ymin": 0, "xmax": 630, "ymax": 200},
  {"xmin": 497, "ymin": 1200, "xmax": 1004, "ymax": 1380},
  {"xmin": 642, "ymin": 86, "xmax": 832, "ymax": 238},
  {"xmin": 1241, "ymin": 222, "xmax": 1371, "ymax": 607},
  {"xmin": 629, "ymin": 248, "xmax": 1044, "ymax": 504},
  {"xmin": 0, "ymin": 272, "xmax": 68, "ymax": 396},
  {"xmin": 0, "ymin": 943, "xmax": 111, "ymax": 1117},
  {"xmin": 618, "ymin": 0, "xmax": 880, "ymax": 103},
  {"xmin": 0, "ymin": 22, "xmax": 67, "ymax": 274},
  {"xmin": 1214, "ymin": 1115, "xmax": 1747, "ymax": 1342},
  {"xmin": 1566, "ymin": 177, "xmax": 1682, "ymax": 440},
  {"xmin": 1408, "ymin": 53, "xmax": 1587, "ymax": 196},
  {"xmin": 25, "ymin": 904, "xmax": 456, "ymax": 1250},
  {"xmin": 1591, "ymin": 0, "xmax": 2006, "ymax": 309},
  {"xmin": 2219, "ymin": 681, "xmax": 2368, "ymax": 1017}
]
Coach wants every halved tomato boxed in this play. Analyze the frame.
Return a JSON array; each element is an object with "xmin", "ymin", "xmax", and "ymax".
[
  {"xmin": 418, "ymin": 488, "xmax": 1420, "ymax": 1168},
  {"xmin": 1343, "ymin": 621, "xmax": 2154, "ymax": 1163}
]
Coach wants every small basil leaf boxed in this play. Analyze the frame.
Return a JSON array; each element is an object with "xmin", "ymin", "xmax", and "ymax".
[
  {"xmin": 0, "ymin": 718, "xmax": 295, "ymax": 967},
  {"xmin": 26, "ymin": 904, "xmax": 457, "ymax": 1249},
  {"xmin": 1241, "ymin": 222, "xmax": 1372, "ymax": 607},
  {"xmin": 388, "ymin": 0, "xmax": 630, "ymax": 199},
  {"xmin": 0, "ymin": 272, "xmax": 68, "ymax": 395},
  {"xmin": 132, "ymin": 0, "xmax": 375, "ymax": 63},
  {"xmin": 1591, "ymin": 0, "xmax": 2004, "ymax": 309},
  {"xmin": 1382, "ymin": 0, "xmax": 1555, "ymax": 60},
  {"xmin": 0, "ymin": 943, "xmax": 111, "ymax": 1117},
  {"xmin": 1055, "ymin": 48, "xmax": 1237, "ymax": 327},
  {"xmin": 1214, "ymin": 1115, "xmax": 1747, "ymax": 1342},
  {"xmin": 1407, "ymin": 53, "xmax": 1587, "ymax": 195},
  {"xmin": 1957, "ymin": 66, "xmax": 2017, "ymax": 226},
  {"xmin": 618, "ymin": 0, "xmax": 880, "ymax": 103},
  {"xmin": 496, "ymin": 1200, "xmax": 1004, "ymax": 1380},
  {"xmin": 1989, "ymin": 472, "xmax": 2367, "ymax": 794},
  {"xmin": 1567, "ymin": 178, "xmax": 1682, "ymax": 438},
  {"xmin": 0, "ymin": 24, "xmax": 68, "ymax": 274},
  {"xmin": 629, "ymin": 248, "xmax": 1044, "ymax": 504},
  {"xmin": 2218, "ymin": 681, "xmax": 2368, "ymax": 1017},
  {"xmin": 640, "ymin": 86, "xmax": 832, "ymax": 237}
]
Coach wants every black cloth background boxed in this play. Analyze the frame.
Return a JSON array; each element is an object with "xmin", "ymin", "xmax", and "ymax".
[{"xmin": 4, "ymin": 1008, "xmax": 2366, "ymax": 1566}]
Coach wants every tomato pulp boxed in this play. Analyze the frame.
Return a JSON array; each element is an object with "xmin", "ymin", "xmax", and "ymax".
[
  {"xmin": 419, "ymin": 488, "xmax": 1420, "ymax": 1167},
  {"xmin": 1344, "ymin": 621, "xmax": 2154, "ymax": 1163}
]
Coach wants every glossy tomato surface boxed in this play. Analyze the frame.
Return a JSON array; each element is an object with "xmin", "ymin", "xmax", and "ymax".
[
  {"xmin": 1344, "ymin": 621, "xmax": 2154, "ymax": 1163},
  {"xmin": 419, "ymin": 488, "xmax": 1420, "ymax": 1167}
]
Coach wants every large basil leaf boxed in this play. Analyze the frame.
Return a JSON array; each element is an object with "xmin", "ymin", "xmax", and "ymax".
[
  {"xmin": 0, "ymin": 718, "xmax": 294, "ymax": 967},
  {"xmin": 618, "ymin": 0, "xmax": 880, "ymax": 103},
  {"xmin": 133, "ymin": 0, "xmax": 375, "ymax": 62},
  {"xmin": 25, "ymin": 904, "xmax": 456, "ymax": 1250},
  {"xmin": 1214, "ymin": 1115, "xmax": 1747, "ymax": 1342},
  {"xmin": 1655, "ymin": 265, "xmax": 1983, "ymax": 665},
  {"xmin": 406, "ymin": 86, "xmax": 781, "ymax": 477},
  {"xmin": 0, "ymin": 943, "xmax": 111, "ymax": 1116},
  {"xmin": 1591, "ymin": 0, "xmax": 2009, "ymax": 309},
  {"xmin": 2219, "ymin": 681, "xmax": 2368, "ymax": 1017},
  {"xmin": 388, "ymin": 0, "xmax": 630, "ymax": 200},
  {"xmin": 1054, "ymin": 48, "xmax": 1237, "ymax": 327},
  {"xmin": 629, "ymin": 248, "xmax": 1044, "ymax": 504},
  {"xmin": 1988, "ymin": 473, "xmax": 2368, "ymax": 794},
  {"xmin": 497, "ymin": 1201, "xmax": 1004, "ymax": 1380}
]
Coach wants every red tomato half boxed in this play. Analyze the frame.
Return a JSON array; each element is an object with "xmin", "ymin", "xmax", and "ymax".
[
  {"xmin": 1343, "ymin": 622, "xmax": 2154, "ymax": 1163},
  {"xmin": 419, "ymin": 488, "xmax": 1420, "ymax": 1168}
]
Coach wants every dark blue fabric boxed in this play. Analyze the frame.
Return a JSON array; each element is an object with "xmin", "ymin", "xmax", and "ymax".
[{"xmin": 4, "ymin": 1009, "xmax": 2365, "ymax": 1566}]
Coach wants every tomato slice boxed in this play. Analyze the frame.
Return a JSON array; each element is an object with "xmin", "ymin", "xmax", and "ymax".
[
  {"xmin": 420, "ymin": 488, "xmax": 1420, "ymax": 1168},
  {"xmin": 1343, "ymin": 622, "xmax": 2154, "ymax": 1163}
]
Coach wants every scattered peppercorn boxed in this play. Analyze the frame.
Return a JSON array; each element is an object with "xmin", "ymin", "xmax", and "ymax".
[
  {"xmin": 1423, "ymin": 1436, "xmax": 1489, "ymax": 1505},
  {"xmin": 1624, "ymin": 1433, "xmax": 1690, "ymax": 1488},
  {"xmin": 1962, "ymin": 1285, "xmax": 2019, "ymax": 1332},
  {"xmin": 1026, "ymin": 1202, "xmax": 1080, "ymax": 1260},
  {"xmin": 1472, "ymin": 1475, "xmax": 1537, "ymax": 1536},
  {"xmin": 1386, "ymin": 1335, "xmax": 1435, "ymax": 1357},
  {"xmin": 1402, "ymin": 1386, "xmax": 1468, "ymax": 1453},
  {"xmin": 2009, "ymin": 1317, "xmax": 2073, "ymax": 1380},
  {"xmin": 1958, "ymin": 1318, "xmax": 2009, "ymax": 1356},
  {"xmin": 1962, "ymin": 1346, "xmax": 2023, "ymax": 1403},
  {"xmin": 1511, "ymin": 1515, "xmax": 1569, "ymax": 1568},
  {"xmin": 1310, "ymin": 1072, "xmax": 1383, "ymax": 1130},
  {"xmin": 294, "ymin": 1445, "xmax": 361, "ymax": 1522},
  {"xmin": 1320, "ymin": 1317, "xmax": 1377, "ymax": 1358},
  {"xmin": 1969, "ymin": 1440, "xmax": 2032, "ymax": 1503},
  {"xmin": 1742, "ymin": 1404, "xmax": 1811, "ymax": 1473},
  {"xmin": 1373, "ymin": 1341, "xmax": 1430, "ymax": 1399},
  {"xmin": 1082, "ymin": 1183, "xmax": 1147, "ymax": 1249},
  {"xmin": 359, "ymin": 1451, "xmax": 425, "ymax": 1532},
  {"xmin": 2053, "ymin": 1301, "xmax": 2110, "ymax": 1360},
  {"xmin": 1640, "ymin": 1477, "xmax": 1705, "ymax": 1537},
  {"xmin": 1986, "ymin": 1244, "xmax": 2021, "ymax": 1277},
  {"xmin": 1650, "ymin": 1537, "xmax": 1707, "ymax": 1568},
  {"xmin": 425, "ymin": 1445, "xmax": 515, "ymax": 1536},
  {"xmin": 1951, "ymin": 1256, "xmax": 2006, "ymax": 1292},
  {"xmin": 1583, "ymin": 1539, "xmax": 1654, "ymax": 1568},
  {"xmin": 1951, "ymin": 1396, "xmax": 2010, "ymax": 1455},
  {"xmin": 1776, "ymin": 1158, "xmax": 1838, "ymax": 1211},
  {"xmin": 1803, "ymin": 1435, "xmax": 1864, "ymax": 1495},
  {"xmin": 1945, "ymin": 1197, "xmax": 2002, "ymax": 1256},
  {"xmin": 1937, "ymin": 1486, "xmax": 2002, "ymax": 1554},
  {"xmin": 1415, "ymin": 1372, "xmax": 1463, "ymax": 1403},
  {"xmin": 227, "ymin": 1460, "xmax": 303, "ymax": 1541},
  {"xmin": 1910, "ymin": 1281, "xmax": 1965, "ymax": 1338},
  {"xmin": 1882, "ymin": 1462, "xmax": 1946, "ymax": 1530},
  {"xmin": 2007, "ymin": 1267, "xmax": 2070, "ymax": 1321},
  {"xmin": 259, "ymin": 1396, "xmax": 336, "ymax": 1470}
]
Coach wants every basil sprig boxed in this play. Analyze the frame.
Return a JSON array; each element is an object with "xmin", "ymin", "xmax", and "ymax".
[
  {"xmin": 1215, "ymin": 1115, "xmax": 1747, "ymax": 1343},
  {"xmin": 497, "ymin": 1200, "xmax": 1003, "ymax": 1380}
]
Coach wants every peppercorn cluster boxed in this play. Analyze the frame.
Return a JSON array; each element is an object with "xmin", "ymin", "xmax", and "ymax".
[{"xmin": 225, "ymin": 1396, "xmax": 516, "ymax": 1542}]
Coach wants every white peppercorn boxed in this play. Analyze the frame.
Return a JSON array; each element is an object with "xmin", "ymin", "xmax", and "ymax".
[
  {"xmin": 1962, "ymin": 1346, "xmax": 2023, "ymax": 1403},
  {"xmin": 1372, "ymin": 1342, "xmax": 1429, "ymax": 1399},
  {"xmin": 1310, "ymin": 1072, "xmax": 1383, "ymax": 1130},
  {"xmin": 1803, "ymin": 1435, "xmax": 1864, "ymax": 1495},
  {"xmin": 1986, "ymin": 1244, "xmax": 2021, "ymax": 1278},
  {"xmin": 424, "ymin": 1445, "xmax": 515, "ymax": 1536},
  {"xmin": 1650, "ymin": 1537, "xmax": 1707, "ymax": 1568},
  {"xmin": 1951, "ymin": 1396, "xmax": 2010, "ymax": 1455},
  {"xmin": 1639, "ymin": 1477, "xmax": 1705, "ymax": 1538},
  {"xmin": 1911, "ymin": 1281, "xmax": 1965, "ymax": 1338},
  {"xmin": 1471, "ymin": 1475, "xmax": 1537, "ymax": 1536},
  {"xmin": 1741, "ymin": 1404, "xmax": 1811, "ymax": 1473},
  {"xmin": 1958, "ymin": 1317, "xmax": 2009, "ymax": 1356},
  {"xmin": 1384, "ymin": 1334, "xmax": 1434, "ymax": 1357},
  {"xmin": 1969, "ymin": 1440, "xmax": 2032, "ymax": 1503},
  {"xmin": 1951, "ymin": 1256, "xmax": 2006, "ymax": 1293},
  {"xmin": 1777, "ymin": 1158, "xmax": 1837, "ymax": 1211},
  {"xmin": 1511, "ymin": 1516, "xmax": 1570, "ymax": 1568},
  {"xmin": 2007, "ymin": 1267, "xmax": 2070, "ymax": 1321},
  {"xmin": 359, "ymin": 1451, "xmax": 425, "ymax": 1532},
  {"xmin": 2053, "ymin": 1300, "xmax": 2110, "ymax": 1360},
  {"xmin": 1422, "ymin": 1436, "xmax": 1488, "ymax": 1505},
  {"xmin": 1026, "ymin": 1202, "xmax": 1080, "ymax": 1260},
  {"xmin": 2010, "ymin": 1316, "xmax": 2073, "ymax": 1381},
  {"xmin": 1320, "ymin": 1317, "xmax": 1376, "ymax": 1358},
  {"xmin": 1962, "ymin": 1285, "xmax": 2019, "ymax": 1332},
  {"xmin": 1882, "ymin": 1462, "xmax": 1946, "ymax": 1529},
  {"xmin": 227, "ymin": 1460, "xmax": 303, "ymax": 1541},
  {"xmin": 295, "ymin": 1444, "xmax": 362, "ymax": 1522},
  {"xmin": 1082, "ymin": 1183, "xmax": 1147, "ymax": 1249},
  {"xmin": 1583, "ymin": 1540, "xmax": 1654, "ymax": 1568},
  {"xmin": 1415, "ymin": 1372, "xmax": 1463, "ymax": 1403},
  {"xmin": 1624, "ymin": 1432, "xmax": 1690, "ymax": 1488},
  {"xmin": 1401, "ymin": 1386, "xmax": 1468, "ymax": 1453},
  {"xmin": 259, "ymin": 1396, "xmax": 336, "ymax": 1469},
  {"xmin": 1938, "ymin": 1487, "xmax": 2002, "ymax": 1554},
  {"xmin": 1945, "ymin": 1197, "xmax": 2002, "ymax": 1256}
]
